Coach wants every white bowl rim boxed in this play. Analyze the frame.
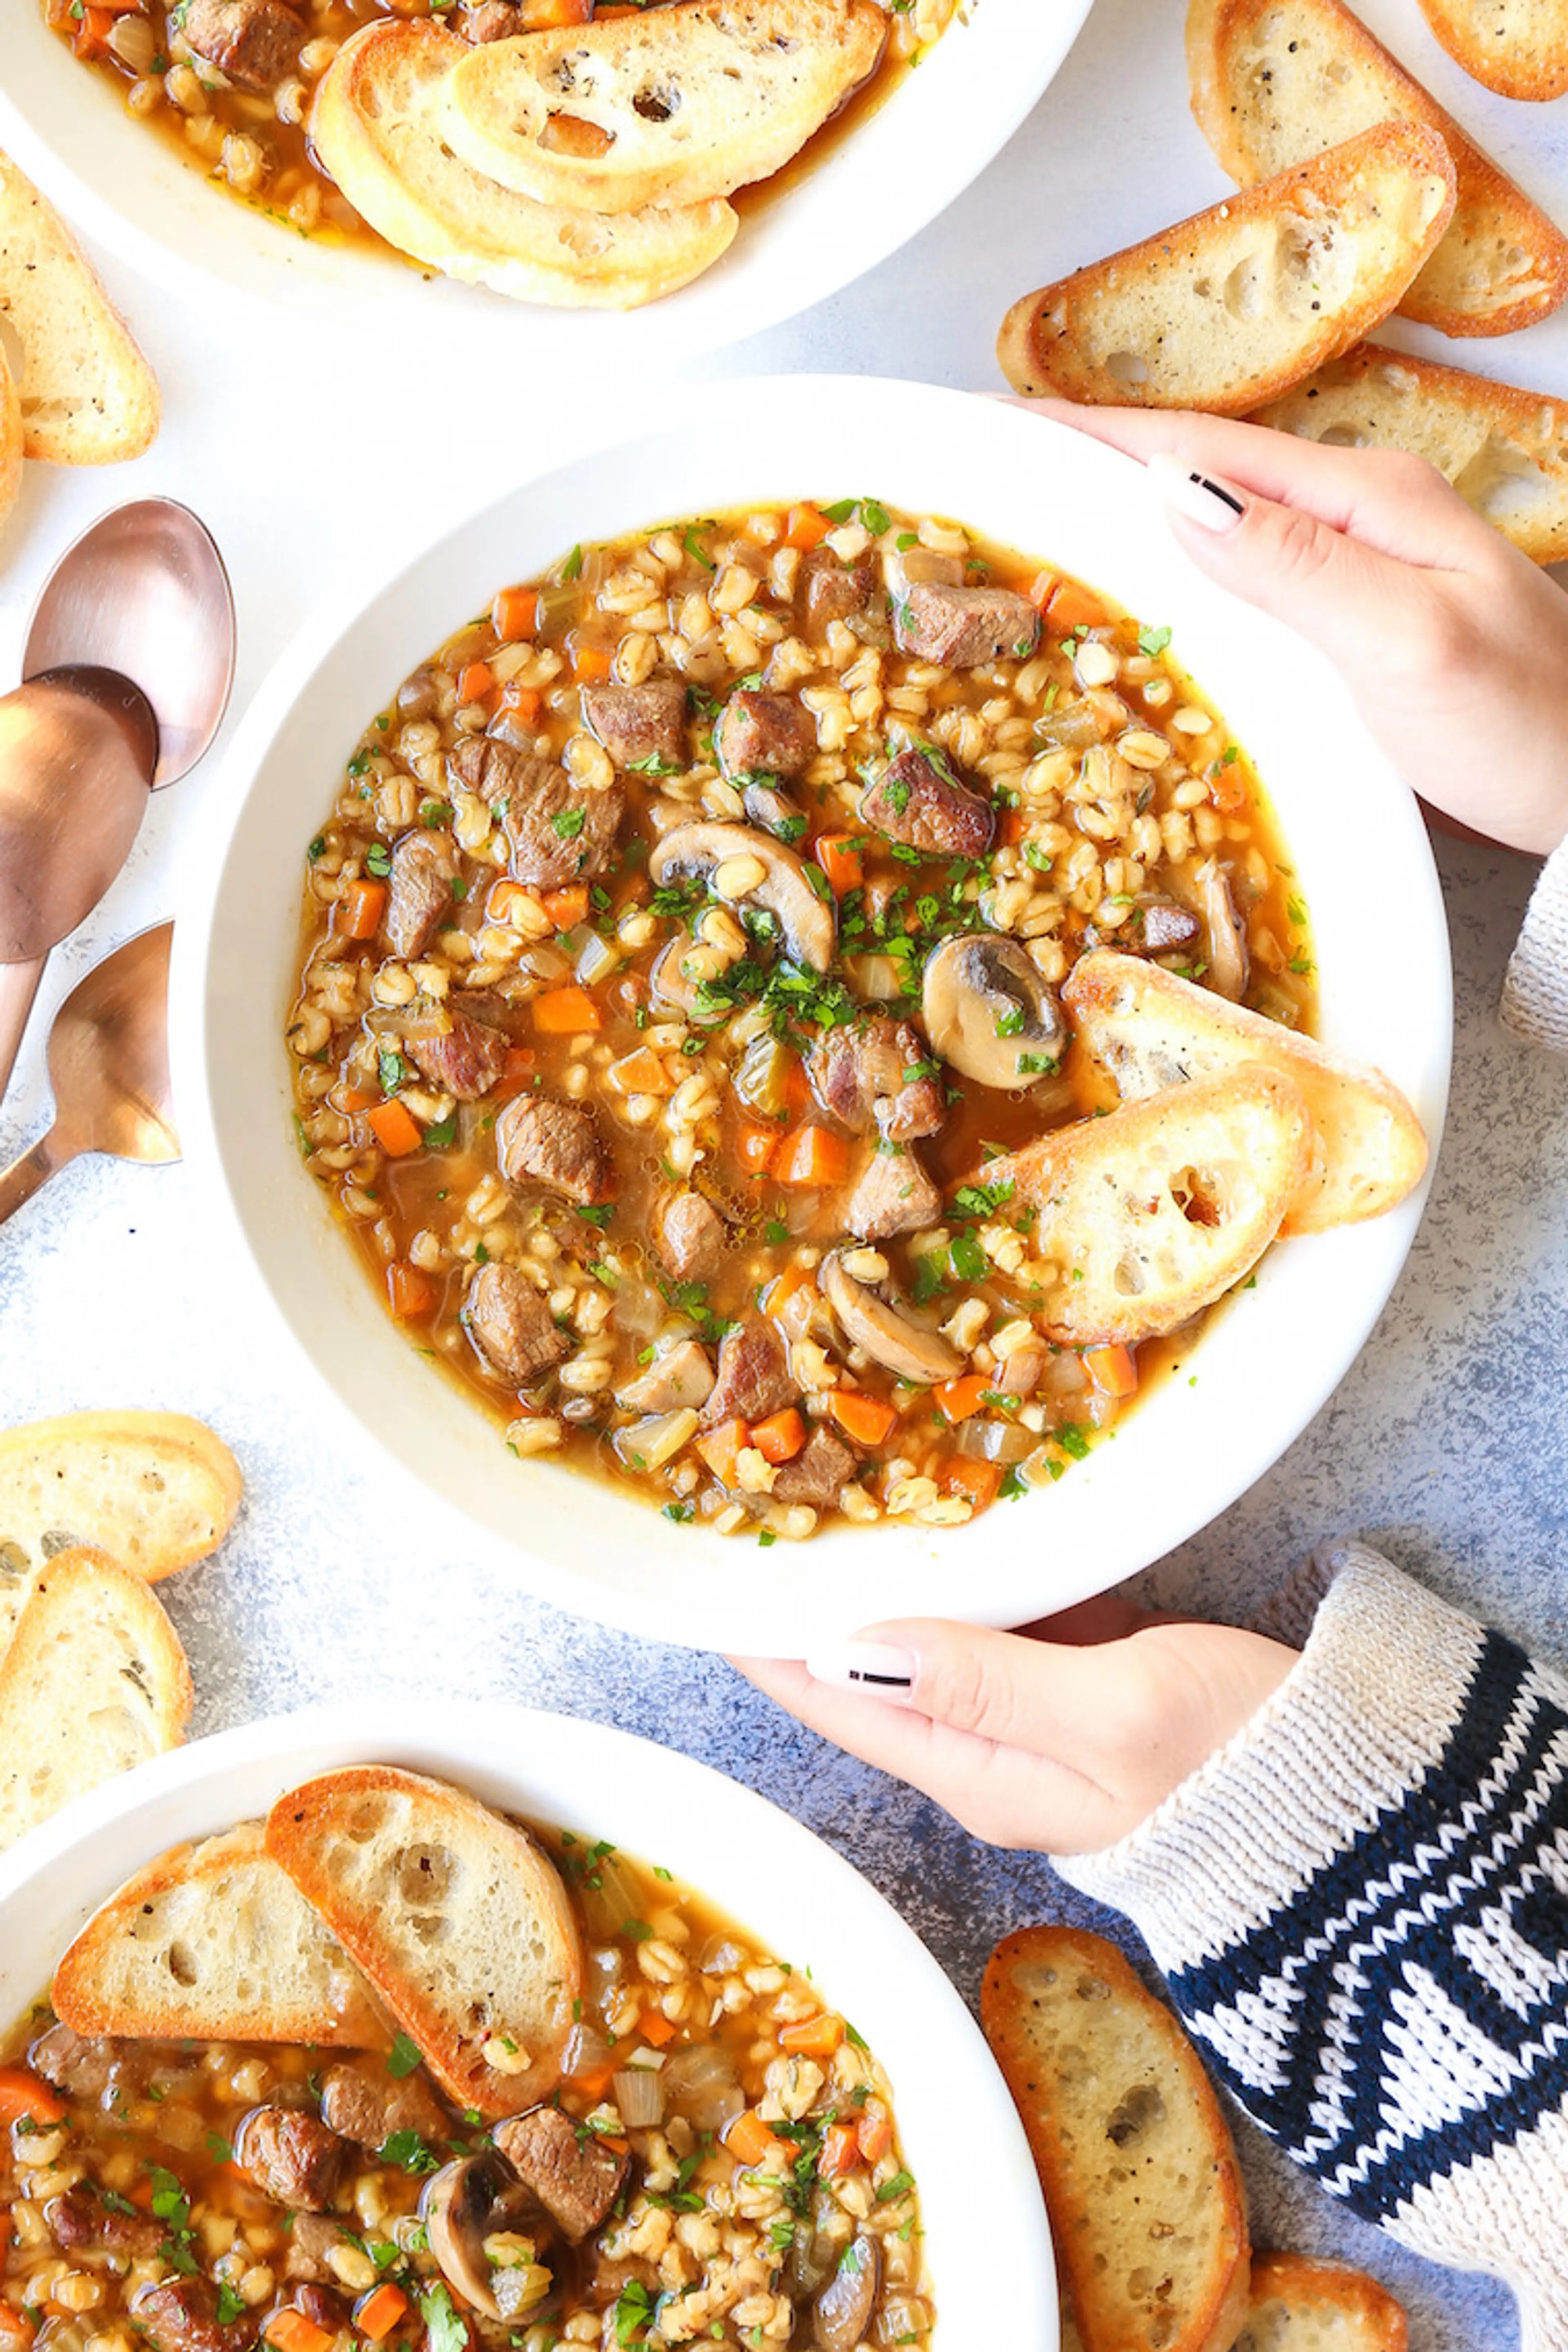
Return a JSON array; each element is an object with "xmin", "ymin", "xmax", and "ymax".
[
  {"xmin": 174, "ymin": 373, "xmax": 1453, "ymax": 1658},
  {"xmin": 0, "ymin": 1698, "xmax": 1059, "ymax": 2346}
]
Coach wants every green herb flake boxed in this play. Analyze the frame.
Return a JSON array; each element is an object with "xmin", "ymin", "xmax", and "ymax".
[
  {"xmin": 387, "ymin": 2032, "xmax": 424, "ymax": 2079},
  {"xmin": 1137, "ymin": 624, "xmax": 1172, "ymax": 659}
]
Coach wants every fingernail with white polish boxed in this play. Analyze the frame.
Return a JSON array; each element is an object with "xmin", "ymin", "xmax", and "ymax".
[
  {"xmin": 805, "ymin": 1640, "xmax": 919, "ymax": 1702},
  {"xmin": 1147, "ymin": 450, "xmax": 1247, "ymax": 533}
]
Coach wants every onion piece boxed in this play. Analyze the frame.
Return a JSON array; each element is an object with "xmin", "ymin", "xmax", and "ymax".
[
  {"xmin": 957, "ymin": 1416, "xmax": 1033, "ymax": 1466},
  {"xmin": 612, "ymin": 2069, "xmax": 666, "ymax": 2129}
]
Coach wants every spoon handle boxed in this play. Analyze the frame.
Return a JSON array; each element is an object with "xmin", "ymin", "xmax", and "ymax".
[
  {"xmin": 0, "ymin": 1125, "xmax": 71, "ymax": 1229},
  {"xmin": 0, "ymin": 957, "xmax": 45, "ymax": 1105}
]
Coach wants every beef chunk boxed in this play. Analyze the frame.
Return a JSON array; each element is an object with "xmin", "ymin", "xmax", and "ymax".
[
  {"xmin": 135, "ymin": 2281, "xmax": 252, "ymax": 2352},
  {"xmin": 29, "ymin": 2026, "xmax": 158, "ymax": 2103},
  {"xmin": 448, "ymin": 736, "xmax": 622, "ymax": 891},
  {"xmin": 844, "ymin": 1145, "xmax": 942, "ymax": 1242},
  {"xmin": 651, "ymin": 1189, "xmax": 726, "ymax": 1283},
  {"xmin": 801, "ymin": 552, "xmax": 883, "ymax": 637},
  {"xmin": 1136, "ymin": 897, "xmax": 1201, "ymax": 952},
  {"xmin": 179, "ymin": 0, "xmax": 303, "ymax": 90},
  {"xmin": 492, "ymin": 2105, "xmax": 628, "ymax": 2243},
  {"xmin": 497, "ymin": 1096, "xmax": 614, "ymax": 1206},
  {"xmin": 406, "ymin": 1007, "xmax": 509, "ymax": 1101},
  {"xmin": 893, "ymin": 582, "xmax": 1040, "ymax": 668},
  {"xmin": 580, "ymin": 682, "xmax": 688, "ymax": 773},
  {"xmin": 808, "ymin": 1018, "xmax": 943, "ymax": 1145},
  {"xmin": 715, "ymin": 690, "xmax": 815, "ymax": 781},
  {"xmin": 233, "ymin": 2107, "xmax": 347, "ymax": 2213},
  {"xmin": 47, "ymin": 2184, "xmax": 163, "ymax": 2260},
  {"xmin": 464, "ymin": 1263, "xmax": 568, "ymax": 1386},
  {"xmin": 319, "ymin": 2063, "xmax": 450, "ymax": 2152},
  {"xmin": 384, "ymin": 831, "xmax": 461, "ymax": 962},
  {"xmin": 284, "ymin": 2216, "xmax": 356, "ymax": 2287},
  {"xmin": 461, "ymin": 0, "xmax": 528, "ymax": 33},
  {"xmin": 700, "ymin": 1316, "xmax": 793, "ymax": 1429},
  {"xmin": 860, "ymin": 745, "xmax": 994, "ymax": 859},
  {"xmin": 773, "ymin": 1425, "xmax": 857, "ymax": 1509}
]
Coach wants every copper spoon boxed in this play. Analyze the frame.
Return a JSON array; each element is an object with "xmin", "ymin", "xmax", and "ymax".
[{"xmin": 0, "ymin": 921, "xmax": 177, "ymax": 1227}]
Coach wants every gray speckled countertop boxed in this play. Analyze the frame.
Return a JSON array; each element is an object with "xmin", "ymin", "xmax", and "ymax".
[{"xmin": 4, "ymin": 0, "xmax": 1568, "ymax": 2341}]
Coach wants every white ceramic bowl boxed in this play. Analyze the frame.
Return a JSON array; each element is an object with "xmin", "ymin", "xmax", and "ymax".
[
  {"xmin": 0, "ymin": 1704, "xmax": 1056, "ymax": 2345},
  {"xmin": 177, "ymin": 375, "xmax": 1452, "ymax": 1656},
  {"xmin": 0, "ymin": 0, "xmax": 1091, "ymax": 361}
]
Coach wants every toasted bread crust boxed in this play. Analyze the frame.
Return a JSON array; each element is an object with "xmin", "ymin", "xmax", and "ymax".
[
  {"xmin": 0, "ymin": 350, "xmax": 19, "ymax": 540},
  {"xmin": 1241, "ymin": 2253, "xmax": 1408, "ymax": 2347},
  {"xmin": 0, "ymin": 151, "xmax": 159, "ymax": 463},
  {"xmin": 996, "ymin": 123, "xmax": 1455, "ymax": 413},
  {"xmin": 982, "ymin": 1928, "xmax": 1251, "ymax": 2352},
  {"xmin": 1187, "ymin": 0, "xmax": 1568, "ymax": 336},
  {"xmin": 1415, "ymin": 0, "xmax": 1568, "ymax": 101}
]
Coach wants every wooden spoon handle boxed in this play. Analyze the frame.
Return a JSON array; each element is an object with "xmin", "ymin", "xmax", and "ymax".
[
  {"xmin": 0, "ymin": 1127, "xmax": 69, "ymax": 1228},
  {"xmin": 0, "ymin": 956, "xmax": 45, "ymax": 1105}
]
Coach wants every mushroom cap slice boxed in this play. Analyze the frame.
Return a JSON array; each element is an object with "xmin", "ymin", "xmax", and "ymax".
[
  {"xmin": 822, "ymin": 1252, "xmax": 961, "ymax": 1385},
  {"xmin": 814, "ymin": 2233, "xmax": 881, "ymax": 2352},
  {"xmin": 922, "ymin": 933, "xmax": 1067, "ymax": 1091},
  {"xmin": 649, "ymin": 821, "xmax": 835, "ymax": 974},
  {"xmin": 422, "ymin": 2154, "xmax": 549, "ymax": 2320}
]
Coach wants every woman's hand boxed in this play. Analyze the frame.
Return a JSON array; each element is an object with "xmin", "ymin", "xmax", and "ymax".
[
  {"xmin": 1013, "ymin": 399, "xmax": 1568, "ymax": 859},
  {"xmin": 732, "ymin": 1599, "xmax": 1295, "ymax": 1853}
]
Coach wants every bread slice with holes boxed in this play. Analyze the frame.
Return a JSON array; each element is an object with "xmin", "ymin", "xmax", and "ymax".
[
  {"xmin": 1188, "ymin": 0, "xmax": 1568, "ymax": 337},
  {"xmin": 0, "ymin": 1410, "xmax": 243, "ymax": 1671},
  {"xmin": 1416, "ymin": 0, "xmax": 1568, "ymax": 100},
  {"xmin": 982, "ymin": 1927, "xmax": 1251, "ymax": 2352},
  {"xmin": 978, "ymin": 1067, "xmax": 1312, "ymax": 1346},
  {"xmin": 0, "ymin": 148, "xmax": 159, "ymax": 462},
  {"xmin": 52, "ymin": 1822, "xmax": 384, "ymax": 2046},
  {"xmin": 441, "ymin": 0, "xmax": 887, "ymax": 215},
  {"xmin": 0, "ymin": 1548, "xmax": 191, "ymax": 1855},
  {"xmin": 996, "ymin": 123, "xmax": 1455, "ymax": 414},
  {"xmin": 311, "ymin": 22, "xmax": 737, "ymax": 310},
  {"xmin": 1065, "ymin": 951, "xmax": 1428, "ymax": 1237},
  {"xmin": 266, "ymin": 1766, "xmax": 582, "ymax": 2117},
  {"xmin": 1250, "ymin": 340, "xmax": 1568, "ymax": 563},
  {"xmin": 1234, "ymin": 2255, "xmax": 1408, "ymax": 2349}
]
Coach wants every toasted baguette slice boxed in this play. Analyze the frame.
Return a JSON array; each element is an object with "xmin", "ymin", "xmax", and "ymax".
[
  {"xmin": 0, "ymin": 1548, "xmax": 191, "ymax": 1855},
  {"xmin": 1065, "ymin": 951, "xmax": 1428, "ymax": 1237},
  {"xmin": 52, "ymin": 1822, "xmax": 384, "ymax": 2046},
  {"xmin": 311, "ymin": 22, "xmax": 737, "ymax": 310},
  {"xmin": 1416, "ymin": 0, "xmax": 1568, "ymax": 100},
  {"xmin": 979, "ymin": 1068, "xmax": 1311, "ymax": 1345},
  {"xmin": 996, "ymin": 124, "xmax": 1454, "ymax": 414},
  {"xmin": 1251, "ymin": 340, "xmax": 1568, "ymax": 563},
  {"xmin": 0, "ymin": 346, "xmax": 19, "ymax": 537},
  {"xmin": 1188, "ymin": 0, "xmax": 1568, "ymax": 337},
  {"xmin": 982, "ymin": 1928, "xmax": 1251, "ymax": 2352},
  {"xmin": 442, "ymin": 0, "xmax": 886, "ymax": 215},
  {"xmin": 266, "ymin": 1766, "xmax": 581, "ymax": 2117},
  {"xmin": 0, "ymin": 149, "xmax": 159, "ymax": 462},
  {"xmin": 0, "ymin": 1410, "xmax": 243, "ymax": 1670},
  {"xmin": 1235, "ymin": 2254, "xmax": 1408, "ymax": 2349}
]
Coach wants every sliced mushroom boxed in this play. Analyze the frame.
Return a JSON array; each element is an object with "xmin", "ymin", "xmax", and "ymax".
[
  {"xmin": 421, "ymin": 2154, "xmax": 549, "ymax": 2322},
  {"xmin": 822, "ymin": 1253, "xmax": 960, "ymax": 1385},
  {"xmin": 743, "ymin": 779, "xmax": 807, "ymax": 842},
  {"xmin": 814, "ymin": 2234, "xmax": 881, "ymax": 2352},
  {"xmin": 922, "ymin": 933, "xmax": 1067, "ymax": 1091},
  {"xmin": 649, "ymin": 822, "xmax": 834, "ymax": 973},
  {"xmin": 1193, "ymin": 857, "xmax": 1249, "ymax": 1001},
  {"xmin": 616, "ymin": 1337, "xmax": 715, "ymax": 1415}
]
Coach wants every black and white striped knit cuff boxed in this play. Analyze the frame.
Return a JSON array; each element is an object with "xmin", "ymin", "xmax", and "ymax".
[
  {"xmin": 1501, "ymin": 830, "xmax": 1568, "ymax": 1054},
  {"xmin": 1056, "ymin": 1544, "xmax": 1568, "ymax": 2330}
]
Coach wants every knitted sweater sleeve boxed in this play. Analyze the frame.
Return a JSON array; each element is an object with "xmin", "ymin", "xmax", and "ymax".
[
  {"xmin": 1055, "ymin": 1543, "xmax": 1568, "ymax": 2349},
  {"xmin": 1502, "ymin": 833, "xmax": 1568, "ymax": 1052}
]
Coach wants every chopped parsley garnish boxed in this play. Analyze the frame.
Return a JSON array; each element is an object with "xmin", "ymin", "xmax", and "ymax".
[
  {"xmin": 419, "ymin": 2283, "xmax": 468, "ymax": 2352},
  {"xmin": 1054, "ymin": 1423, "xmax": 1092, "ymax": 1460},
  {"xmin": 387, "ymin": 2032, "xmax": 424, "ymax": 2078},
  {"xmin": 1016, "ymin": 1051, "xmax": 1059, "ymax": 1077},
  {"xmin": 575, "ymin": 1202, "xmax": 614, "ymax": 1229},
  {"xmin": 422, "ymin": 1114, "xmax": 457, "ymax": 1149},
  {"xmin": 1022, "ymin": 841, "xmax": 1052, "ymax": 872},
  {"xmin": 627, "ymin": 752, "xmax": 682, "ymax": 777},
  {"xmin": 378, "ymin": 1049, "xmax": 406, "ymax": 1096},
  {"xmin": 682, "ymin": 522, "xmax": 717, "ymax": 572},
  {"xmin": 1138, "ymin": 624, "xmax": 1172, "ymax": 659},
  {"xmin": 382, "ymin": 2130, "xmax": 441, "ymax": 2176},
  {"xmin": 613, "ymin": 2280, "xmax": 655, "ymax": 2348},
  {"xmin": 663, "ymin": 1501, "xmax": 695, "ymax": 1525},
  {"xmin": 993, "ymin": 1004, "xmax": 1026, "ymax": 1039},
  {"xmin": 561, "ymin": 543, "xmax": 585, "ymax": 583},
  {"xmin": 552, "ymin": 806, "xmax": 587, "ymax": 840},
  {"xmin": 365, "ymin": 842, "xmax": 393, "ymax": 879},
  {"xmin": 307, "ymin": 834, "xmax": 326, "ymax": 862},
  {"xmin": 949, "ymin": 1231, "xmax": 987, "ymax": 1283},
  {"xmin": 205, "ymin": 2134, "xmax": 233, "ymax": 2165},
  {"xmin": 215, "ymin": 2286, "xmax": 247, "ymax": 2327}
]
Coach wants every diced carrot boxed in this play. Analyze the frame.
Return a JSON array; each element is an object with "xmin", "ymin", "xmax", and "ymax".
[
  {"xmin": 488, "ymin": 878, "xmax": 544, "ymax": 930},
  {"xmin": 762, "ymin": 1262, "xmax": 816, "ymax": 1321},
  {"xmin": 337, "ymin": 877, "xmax": 387, "ymax": 942},
  {"xmin": 532, "ymin": 985, "xmax": 601, "ymax": 1034},
  {"xmin": 783, "ymin": 502, "xmax": 832, "ymax": 552},
  {"xmin": 499, "ymin": 682, "xmax": 542, "ymax": 725},
  {"xmin": 771, "ymin": 1123, "xmax": 850, "ymax": 1189},
  {"xmin": 814, "ymin": 833, "xmax": 865, "ymax": 897},
  {"xmin": 856, "ymin": 2110, "xmax": 893, "ymax": 2165},
  {"xmin": 0, "ymin": 2306, "xmax": 36, "ymax": 2349},
  {"xmin": 355, "ymin": 2285, "xmax": 409, "ymax": 2346},
  {"xmin": 943, "ymin": 1456, "xmax": 1002, "ymax": 1514},
  {"xmin": 457, "ymin": 661, "xmax": 494, "ymax": 708},
  {"xmin": 523, "ymin": 0, "xmax": 592, "ymax": 20},
  {"xmin": 1026, "ymin": 568, "xmax": 1059, "ymax": 615},
  {"xmin": 1209, "ymin": 757, "xmax": 1250, "ymax": 815},
  {"xmin": 541, "ymin": 883, "xmax": 589, "ymax": 929},
  {"xmin": 0, "ymin": 2070, "xmax": 65, "ymax": 2128},
  {"xmin": 638, "ymin": 2011, "xmax": 677, "ymax": 2047},
  {"xmin": 265, "ymin": 2312, "xmax": 335, "ymax": 2352},
  {"xmin": 1045, "ymin": 577, "xmax": 1108, "ymax": 633},
  {"xmin": 1085, "ymin": 1343, "xmax": 1138, "ymax": 1399},
  {"xmin": 726, "ymin": 2109, "xmax": 787, "ymax": 2169},
  {"xmin": 387, "ymin": 1263, "xmax": 435, "ymax": 1319},
  {"xmin": 828, "ymin": 1390, "xmax": 899, "ymax": 1448},
  {"xmin": 338, "ymin": 1087, "xmax": 378, "ymax": 1114},
  {"xmin": 933, "ymin": 1373, "xmax": 989, "ymax": 1425},
  {"xmin": 491, "ymin": 586, "xmax": 539, "ymax": 643},
  {"xmin": 782, "ymin": 1051, "xmax": 812, "ymax": 1114},
  {"xmin": 695, "ymin": 1419, "xmax": 747, "ymax": 1490},
  {"xmin": 821, "ymin": 2122, "xmax": 859, "ymax": 2179},
  {"xmin": 999, "ymin": 806, "xmax": 1028, "ymax": 847},
  {"xmin": 608, "ymin": 1047, "xmax": 675, "ymax": 1098},
  {"xmin": 572, "ymin": 641, "xmax": 615, "ymax": 685},
  {"xmin": 778, "ymin": 2014, "xmax": 844, "ymax": 2058},
  {"xmin": 748, "ymin": 1408, "xmax": 806, "ymax": 1466},
  {"xmin": 497, "ymin": 1045, "xmax": 536, "ymax": 1096},
  {"xmin": 570, "ymin": 2060, "xmax": 617, "ymax": 2099},
  {"xmin": 366, "ymin": 1099, "xmax": 422, "ymax": 1158},
  {"xmin": 735, "ymin": 1120, "xmax": 781, "ymax": 1176},
  {"xmin": 73, "ymin": 7, "xmax": 116, "ymax": 57}
]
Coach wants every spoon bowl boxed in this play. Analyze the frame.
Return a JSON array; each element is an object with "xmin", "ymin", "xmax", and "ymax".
[{"xmin": 0, "ymin": 668, "xmax": 158, "ymax": 962}]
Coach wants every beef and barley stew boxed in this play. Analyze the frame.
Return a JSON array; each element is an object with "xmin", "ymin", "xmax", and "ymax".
[
  {"xmin": 287, "ymin": 498, "xmax": 1315, "ymax": 1542},
  {"xmin": 0, "ymin": 1828, "xmax": 930, "ymax": 2351}
]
